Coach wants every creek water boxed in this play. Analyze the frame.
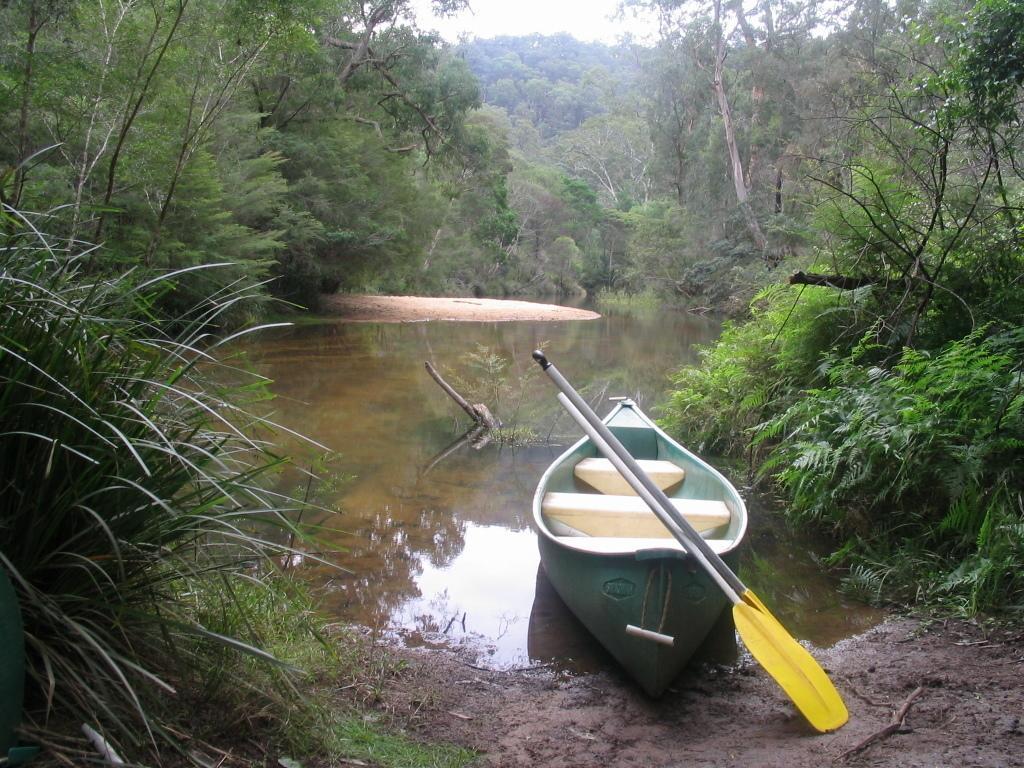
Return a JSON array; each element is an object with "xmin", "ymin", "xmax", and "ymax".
[{"xmin": 235, "ymin": 304, "xmax": 882, "ymax": 673}]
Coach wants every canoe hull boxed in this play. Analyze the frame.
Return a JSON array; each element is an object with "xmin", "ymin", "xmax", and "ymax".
[
  {"xmin": 538, "ymin": 535, "xmax": 737, "ymax": 696},
  {"xmin": 532, "ymin": 399, "xmax": 748, "ymax": 697}
]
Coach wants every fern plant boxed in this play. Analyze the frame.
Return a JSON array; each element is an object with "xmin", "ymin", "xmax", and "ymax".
[
  {"xmin": 763, "ymin": 326, "xmax": 1024, "ymax": 613},
  {"xmin": 660, "ymin": 283, "xmax": 878, "ymax": 457}
]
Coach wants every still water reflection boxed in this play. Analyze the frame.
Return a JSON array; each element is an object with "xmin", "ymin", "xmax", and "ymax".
[{"xmin": 236, "ymin": 305, "xmax": 882, "ymax": 671}]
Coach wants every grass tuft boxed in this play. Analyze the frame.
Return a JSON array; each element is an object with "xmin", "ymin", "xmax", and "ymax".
[{"xmin": 0, "ymin": 209, "xmax": 315, "ymax": 762}]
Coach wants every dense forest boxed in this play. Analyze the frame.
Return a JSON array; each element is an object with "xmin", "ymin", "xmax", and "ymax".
[
  {"xmin": 0, "ymin": 0, "xmax": 914, "ymax": 314},
  {"xmin": 11, "ymin": 0, "xmax": 1016, "ymax": 316},
  {"xmin": 0, "ymin": 2, "xmax": 641, "ymax": 313},
  {"xmin": 2, "ymin": 0, "xmax": 1023, "ymax": 764}
]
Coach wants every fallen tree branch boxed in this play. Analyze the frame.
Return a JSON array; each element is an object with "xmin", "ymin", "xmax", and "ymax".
[
  {"xmin": 789, "ymin": 271, "xmax": 879, "ymax": 290},
  {"xmin": 425, "ymin": 361, "xmax": 500, "ymax": 429},
  {"xmin": 839, "ymin": 685, "xmax": 924, "ymax": 760}
]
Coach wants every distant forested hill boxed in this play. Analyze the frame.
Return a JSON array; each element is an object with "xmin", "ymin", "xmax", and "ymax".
[{"xmin": 459, "ymin": 35, "xmax": 639, "ymax": 137}]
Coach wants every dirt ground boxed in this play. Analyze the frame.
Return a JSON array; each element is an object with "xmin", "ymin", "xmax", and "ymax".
[
  {"xmin": 357, "ymin": 616, "xmax": 1024, "ymax": 767},
  {"xmin": 321, "ymin": 294, "xmax": 601, "ymax": 322}
]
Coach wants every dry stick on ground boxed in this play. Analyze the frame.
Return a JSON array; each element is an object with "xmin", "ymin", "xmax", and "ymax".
[
  {"xmin": 424, "ymin": 361, "xmax": 501, "ymax": 429},
  {"xmin": 839, "ymin": 686, "xmax": 925, "ymax": 761}
]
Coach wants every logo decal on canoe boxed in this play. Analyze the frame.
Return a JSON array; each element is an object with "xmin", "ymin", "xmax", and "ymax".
[
  {"xmin": 602, "ymin": 578, "xmax": 636, "ymax": 600},
  {"xmin": 685, "ymin": 583, "xmax": 707, "ymax": 602}
]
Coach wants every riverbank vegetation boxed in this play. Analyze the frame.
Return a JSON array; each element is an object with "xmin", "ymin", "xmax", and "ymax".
[
  {"xmin": 0, "ymin": 214, "xmax": 475, "ymax": 764},
  {"xmin": 661, "ymin": 0, "xmax": 1024, "ymax": 616}
]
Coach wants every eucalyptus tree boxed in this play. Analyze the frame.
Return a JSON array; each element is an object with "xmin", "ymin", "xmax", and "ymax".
[
  {"xmin": 643, "ymin": 37, "xmax": 709, "ymax": 207},
  {"xmin": 0, "ymin": 0, "xmax": 73, "ymax": 209},
  {"xmin": 53, "ymin": 0, "xmax": 150, "ymax": 242},
  {"xmin": 632, "ymin": 0, "xmax": 820, "ymax": 256},
  {"xmin": 0, "ymin": 0, "xmax": 198, "ymax": 235},
  {"xmin": 556, "ymin": 113, "xmax": 655, "ymax": 210},
  {"xmin": 138, "ymin": 1, "xmax": 315, "ymax": 265},
  {"xmin": 1, "ymin": 0, "xmax": 495, "ymax": 309},
  {"xmin": 420, "ymin": 108, "xmax": 516, "ymax": 279},
  {"xmin": 240, "ymin": 0, "xmax": 493, "ymax": 302},
  {"xmin": 319, "ymin": 0, "xmax": 472, "ymax": 159},
  {"xmin": 91, "ymin": 0, "xmax": 192, "ymax": 243}
]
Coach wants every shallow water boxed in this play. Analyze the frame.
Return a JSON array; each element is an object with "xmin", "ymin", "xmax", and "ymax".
[{"xmin": 235, "ymin": 304, "xmax": 882, "ymax": 672}]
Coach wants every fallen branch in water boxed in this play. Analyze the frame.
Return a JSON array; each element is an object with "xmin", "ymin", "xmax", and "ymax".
[
  {"xmin": 425, "ymin": 361, "xmax": 501, "ymax": 429},
  {"xmin": 839, "ymin": 685, "xmax": 924, "ymax": 760},
  {"xmin": 422, "ymin": 425, "xmax": 491, "ymax": 475}
]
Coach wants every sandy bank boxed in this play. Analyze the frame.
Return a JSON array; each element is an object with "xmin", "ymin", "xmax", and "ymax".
[{"xmin": 321, "ymin": 294, "xmax": 601, "ymax": 322}]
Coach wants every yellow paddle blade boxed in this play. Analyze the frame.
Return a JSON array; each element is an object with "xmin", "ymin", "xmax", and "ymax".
[{"xmin": 733, "ymin": 589, "xmax": 849, "ymax": 733}]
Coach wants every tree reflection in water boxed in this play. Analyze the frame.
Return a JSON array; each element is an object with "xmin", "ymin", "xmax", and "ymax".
[{"xmin": 231, "ymin": 307, "xmax": 879, "ymax": 669}]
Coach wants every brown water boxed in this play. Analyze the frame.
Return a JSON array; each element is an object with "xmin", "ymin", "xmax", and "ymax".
[{"xmin": 235, "ymin": 305, "xmax": 882, "ymax": 672}]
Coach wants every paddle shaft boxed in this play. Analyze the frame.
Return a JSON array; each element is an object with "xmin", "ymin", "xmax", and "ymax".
[{"xmin": 533, "ymin": 352, "xmax": 746, "ymax": 599}]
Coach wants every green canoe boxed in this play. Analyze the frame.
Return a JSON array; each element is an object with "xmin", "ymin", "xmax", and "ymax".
[{"xmin": 531, "ymin": 398, "xmax": 748, "ymax": 696}]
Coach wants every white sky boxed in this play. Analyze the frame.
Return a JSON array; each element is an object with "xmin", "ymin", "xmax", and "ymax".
[{"xmin": 410, "ymin": 0, "xmax": 659, "ymax": 44}]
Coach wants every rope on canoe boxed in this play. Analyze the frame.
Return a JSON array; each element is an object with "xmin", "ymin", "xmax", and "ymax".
[{"xmin": 640, "ymin": 566, "xmax": 673, "ymax": 634}]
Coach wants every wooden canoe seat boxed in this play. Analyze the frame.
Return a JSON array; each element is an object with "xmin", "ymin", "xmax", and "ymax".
[
  {"xmin": 574, "ymin": 458, "xmax": 684, "ymax": 495},
  {"xmin": 542, "ymin": 492, "xmax": 730, "ymax": 538},
  {"xmin": 553, "ymin": 536, "xmax": 733, "ymax": 555}
]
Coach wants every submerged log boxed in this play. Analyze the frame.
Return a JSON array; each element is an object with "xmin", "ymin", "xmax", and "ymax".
[{"xmin": 424, "ymin": 361, "xmax": 501, "ymax": 430}]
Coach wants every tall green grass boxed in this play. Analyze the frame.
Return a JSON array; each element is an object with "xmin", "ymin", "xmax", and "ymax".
[{"xmin": 0, "ymin": 207, "xmax": 323, "ymax": 761}]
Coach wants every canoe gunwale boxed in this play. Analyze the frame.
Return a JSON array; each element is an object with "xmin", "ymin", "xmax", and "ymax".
[{"xmin": 532, "ymin": 399, "xmax": 748, "ymax": 561}]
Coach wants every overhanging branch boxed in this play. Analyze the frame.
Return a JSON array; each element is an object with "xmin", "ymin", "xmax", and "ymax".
[{"xmin": 788, "ymin": 271, "xmax": 878, "ymax": 290}]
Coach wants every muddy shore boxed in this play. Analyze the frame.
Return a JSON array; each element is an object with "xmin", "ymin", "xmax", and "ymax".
[
  {"xmin": 345, "ymin": 616, "xmax": 1023, "ymax": 767},
  {"xmin": 321, "ymin": 294, "xmax": 601, "ymax": 322}
]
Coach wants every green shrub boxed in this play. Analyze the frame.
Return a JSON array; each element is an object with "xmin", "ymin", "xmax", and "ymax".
[
  {"xmin": 763, "ymin": 327, "xmax": 1024, "ymax": 613},
  {"xmin": 660, "ymin": 284, "xmax": 877, "ymax": 455},
  {"xmin": 662, "ymin": 278, "xmax": 1024, "ymax": 614}
]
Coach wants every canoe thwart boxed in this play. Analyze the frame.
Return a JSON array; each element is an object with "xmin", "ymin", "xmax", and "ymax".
[
  {"xmin": 574, "ymin": 457, "xmax": 684, "ymax": 495},
  {"xmin": 541, "ymin": 492, "xmax": 730, "ymax": 538},
  {"xmin": 625, "ymin": 624, "xmax": 675, "ymax": 647}
]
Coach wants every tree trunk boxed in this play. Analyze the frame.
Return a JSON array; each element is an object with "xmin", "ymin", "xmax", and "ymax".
[
  {"xmin": 95, "ymin": 0, "xmax": 189, "ymax": 243},
  {"xmin": 423, "ymin": 196, "xmax": 456, "ymax": 271},
  {"xmin": 424, "ymin": 361, "xmax": 501, "ymax": 430},
  {"xmin": 331, "ymin": 3, "xmax": 392, "ymax": 86},
  {"xmin": 69, "ymin": 1, "xmax": 133, "ymax": 243},
  {"xmin": 144, "ymin": 34, "xmax": 271, "ymax": 263},
  {"xmin": 775, "ymin": 167, "xmax": 783, "ymax": 213},
  {"xmin": 711, "ymin": 0, "xmax": 767, "ymax": 251},
  {"xmin": 11, "ymin": 3, "xmax": 42, "ymax": 209}
]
